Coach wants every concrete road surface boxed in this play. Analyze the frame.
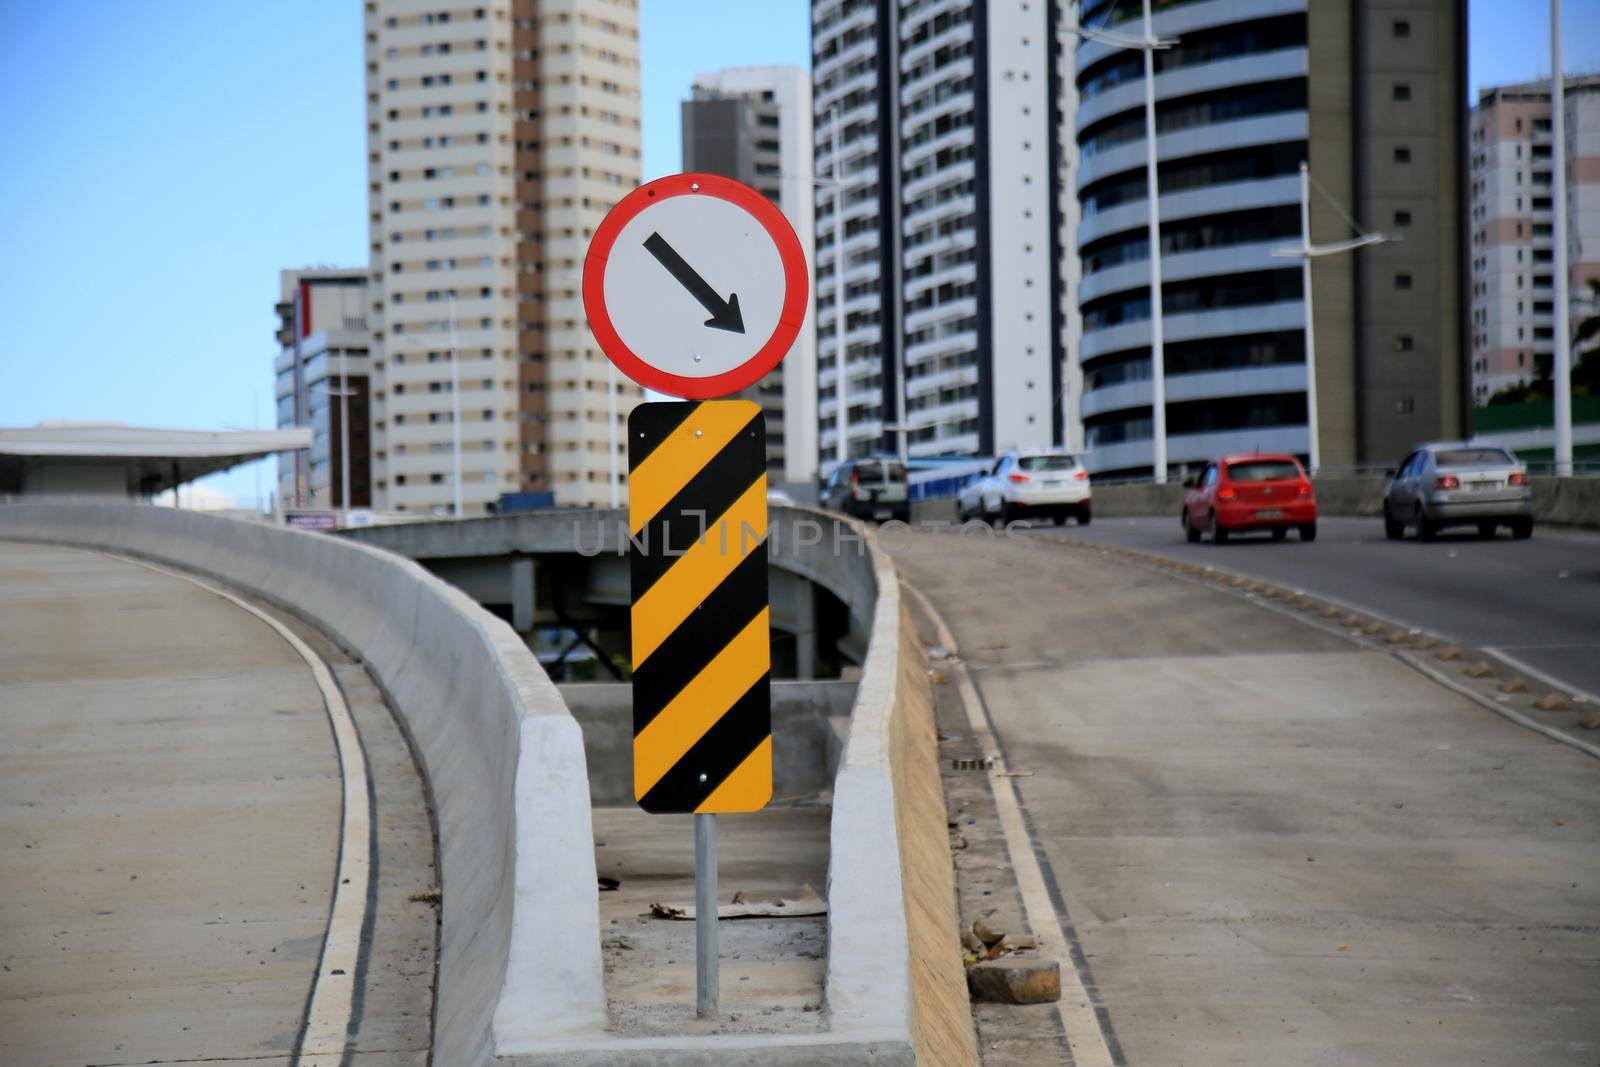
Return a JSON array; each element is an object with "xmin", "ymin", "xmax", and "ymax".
[
  {"xmin": 1029, "ymin": 516, "xmax": 1600, "ymax": 700},
  {"xmin": 0, "ymin": 542, "xmax": 436, "ymax": 1066},
  {"xmin": 900, "ymin": 527, "xmax": 1600, "ymax": 1065}
]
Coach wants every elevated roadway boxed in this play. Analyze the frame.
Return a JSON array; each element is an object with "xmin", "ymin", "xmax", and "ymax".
[
  {"xmin": 0, "ymin": 542, "xmax": 436, "ymax": 1066},
  {"xmin": 902, "ymin": 526, "xmax": 1600, "ymax": 1064},
  {"xmin": 1032, "ymin": 516, "xmax": 1600, "ymax": 701}
]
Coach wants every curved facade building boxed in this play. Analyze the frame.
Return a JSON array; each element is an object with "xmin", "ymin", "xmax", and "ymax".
[{"xmin": 1073, "ymin": 0, "xmax": 1467, "ymax": 479}]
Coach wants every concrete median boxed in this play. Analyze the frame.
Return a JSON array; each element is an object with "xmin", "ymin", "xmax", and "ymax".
[{"xmin": 0, "ymin": 503, "xmax": 605, "ymax": 1065}]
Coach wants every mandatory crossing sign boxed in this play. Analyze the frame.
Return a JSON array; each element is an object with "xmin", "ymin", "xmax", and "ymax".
[
  {"xmin": 627, "ymin": 400, "xmax": 771, "ymax": 813},
  {"xmin": 587, "ymin": 171, "xmax": 805, "ymax": 1015}
]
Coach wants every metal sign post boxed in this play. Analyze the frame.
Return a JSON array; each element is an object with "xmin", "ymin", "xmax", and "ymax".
[
  {"xmin": 695, "ymin": 813, "xmax": 718, "ymax": 1018},
  {"xmin": 585, "ymin": 173, "xmax": 806, "ymax": 1021}
]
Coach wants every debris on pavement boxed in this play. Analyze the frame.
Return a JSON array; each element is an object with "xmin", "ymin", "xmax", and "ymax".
[
  {"xmin": 1535, "ymin": 692, "xmax": 1573, "ymax": 712},
  {"xmin": 967, "ymin": 957, "xmax": 1061, "ymax": 1005},
  {"xmin": 650, "ymin": 885, "xmax": 827, "ymax": 921}
]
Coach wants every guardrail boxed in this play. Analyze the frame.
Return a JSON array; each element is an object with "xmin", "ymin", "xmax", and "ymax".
[{"xmin": 0, "ymin": 503, "xmax": 604, "ymax": 1066}]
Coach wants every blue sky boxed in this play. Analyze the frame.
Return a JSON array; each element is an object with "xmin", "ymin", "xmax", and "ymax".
[{"xmin": 0, "ymin": 1, "xmax": 1593, "ymax": 503}]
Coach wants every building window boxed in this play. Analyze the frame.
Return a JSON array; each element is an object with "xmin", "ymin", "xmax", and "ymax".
[
  {"xmin": 1395, "ymin": 335, "xmax": 1414, "ymax": 352},
  {"xmin": 1393, "ymin": 18, "xmax": 1410, "ymax": 37},
  {"xmin": 1395, "ymin": 273, "xmax": 1413, "ymax": 291},
  {"xmin": 1394, "ymin": 209, "xmax": 1412, "ymax": 227},
  {"xmin": 1392, "ymin": 83, "xmax": 1411, "ymax": 102},
  {"xmin": 1394, "ymin": 146, "xmax": 1412, "ymax": 164},
  {"xmin": 1395, "ymin": 397, "xmax": 1415, "ymax": 414}
]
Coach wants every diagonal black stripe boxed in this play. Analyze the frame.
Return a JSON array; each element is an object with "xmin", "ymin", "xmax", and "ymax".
[
  {"xmin": 637, "ymin": 676, "xmax": 770, "ymax": 814},
  {"xmin": 629, "ymin": 422, "xmax": 764, "ymax": 601},
  {"xmin": 627, "ymin": 400, "xmax": 701, "ymax": 473},
  {"xmin": 632, "ymin": 544, "xmax": 768, "ymax": 732}
]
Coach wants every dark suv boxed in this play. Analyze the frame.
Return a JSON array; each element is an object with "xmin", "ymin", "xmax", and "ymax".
[{"xmin": 821, "ymin": 457, "xmax": 909, "ymax": 523}]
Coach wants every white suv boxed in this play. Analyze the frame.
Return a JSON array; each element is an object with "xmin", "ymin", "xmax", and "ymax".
[{"xmin": 958, "ymin": 450, "xmax": 1092, "ymax": 526}]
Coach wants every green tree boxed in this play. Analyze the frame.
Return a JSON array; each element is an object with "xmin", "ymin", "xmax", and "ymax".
[{"xmin": 1486, "ymin": 279, "xmax": 1600, "ymax": 406}]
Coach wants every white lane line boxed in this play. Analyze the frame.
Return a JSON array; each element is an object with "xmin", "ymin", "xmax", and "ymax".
[
  {"xmin": 903, "ymin": 579, "xmax": 1117, "ymax": 1067},
  {"xmin": 111, "ymin": 554, "xmax": 371, "ymax": 1063}
]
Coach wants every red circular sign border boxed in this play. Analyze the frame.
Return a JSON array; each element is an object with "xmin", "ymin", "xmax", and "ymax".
[{"xmin": 583, "ymin": 172, "xmax": 810, "ymax": 400}]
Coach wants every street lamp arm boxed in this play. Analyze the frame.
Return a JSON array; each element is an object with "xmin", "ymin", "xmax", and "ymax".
[
  {"xmin": 1066, "ymin": 25, "xmax": 1177, "ymax": 49},
  {"xmin": 1270, "ymin": 233, "xmax": 1397, "ymax": 259}
]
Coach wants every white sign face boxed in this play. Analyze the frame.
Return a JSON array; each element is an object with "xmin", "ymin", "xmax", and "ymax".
[
  {"xmin": 604, "ymin": 195, "xmax": 785, "ymax": 380},
  {"xmin": 584, "ymin": 173, "xmax": 808, "ymax": 400}
]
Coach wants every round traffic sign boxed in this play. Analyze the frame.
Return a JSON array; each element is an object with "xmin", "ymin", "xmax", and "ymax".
[{"xmin": 583, "ymin": 172, "xmax": 809, "ymax": 399}]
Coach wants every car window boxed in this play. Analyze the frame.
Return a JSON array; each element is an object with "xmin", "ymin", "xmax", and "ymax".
[
  {"xmin": 1434, "ymin": 448, "xmax": 1514, "ymax": 467},
  {"xmin": 1201, "ymin": 464, "xmax": 1217, "ymax": 486},
  {"xmin": 1017, "ymin": 454, "xmax": 1079, "ymax": 472},
  {"xmin": 1399, "ymin": 452, "xmax": 1420, "ymax": 478},
  {"xmin": 1225, "ymin": 460, "xmax": 1301, "ymax": 482},
  {"xmin": 855, "ymin": 460, "xmax": 883, "ymax": 481}
]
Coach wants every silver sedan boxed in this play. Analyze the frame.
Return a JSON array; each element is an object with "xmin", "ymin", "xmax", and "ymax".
[{"xmin": 1382, "ymin": 443, "xmax": 1534, "ymax": 541}]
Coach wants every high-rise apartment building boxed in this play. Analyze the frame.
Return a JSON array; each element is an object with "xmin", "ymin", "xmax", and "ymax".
[
  {"xmin": 1469, "ymin": 75, "xmax": 1600, "ymax": 405},
  {"xmin": 1073, "ymin": 0, "xmax": 1466, "ymax": 478},
  {"xmin": 364, "ymin": 0, "xmax": 643, "ymax": 515},
  {"xmin": 682, "ymin": 66, "xmax": 819, "ymax": 486},
  {"xmin": 274, "ymin": 268, "xmax": 373, "ymax": 509},
  {"xmin": 811, "ymin": 0, "xmax": 1079, "ymax": 466}
]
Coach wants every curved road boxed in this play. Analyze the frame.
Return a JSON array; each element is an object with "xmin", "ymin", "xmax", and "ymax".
[
  {"xmin": 900, "ymin": 526, "xmax": 1600, "ymax": 1065},
  {"xmin": 0, "ymin": 542, "xmax": 436, "ymax": 1066},
  {"xmin": 1030, "ymin": 516, "xmax": 1600, "ymax": 700}
]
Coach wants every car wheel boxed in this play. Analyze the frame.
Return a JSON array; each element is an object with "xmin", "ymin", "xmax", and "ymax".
[
  {"xmin": 1077, "ymin": 504, "xmax": 1092, "ymax": 527},
  {"xmin": 1416, "ymin": 504, "xmax": 1438, "ymax": 542},
  {"xmin": 1210, "ymin": 511, "xmax": 1228, "ymax": 544},
  {"xmin": 1184, "ymin": 510, "xmax": 1201, "ymax": 543},
  {"xmin": 1299, "ymin": 522, "xmax": 1317, "ymax": 543},
  {"xmin": 1510, "ymin": 517, "xmax": 1534, "ymax": 540},
  {"xmin": 1477, "ymin": 521, "xmax": 1497, "ymax": 539},
  {"xmin": 1271, "ymin": 528, "xmax": 1288, "ymax": 542},
  {"xmin": 1383, "ymin": 505, "xmax": 1405, "ymax": 541}
]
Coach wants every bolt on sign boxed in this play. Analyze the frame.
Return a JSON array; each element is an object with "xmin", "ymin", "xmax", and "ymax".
[{"xmin": 583, "ymin": 173, "xmax": 808, "ymax": 816}]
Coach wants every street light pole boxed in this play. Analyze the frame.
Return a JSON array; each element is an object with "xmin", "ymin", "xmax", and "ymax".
[
  {"xmin": 1273, "ymin": 162, "xmax": 1397, "ymax": 474},
  {"xmin": 1551, "ymin": 0, "xmax": 1573, "ymax": 476},
  {"xmin": 1140, "ymin": 0, "xmax": 1168, "ymax": 483},
  {"xmin": 1070, "ymin": 8, "xmax": 1175, "ymax": 482},
  {"xmin": 830, "ymin": 105, "xmax": 848, "ymax": 468},
  {"xmin": 608, "ymin": 361, "xmax": 620, "ymax": 509},
  {"xmin": 339, "ymin": 347, "xmax": 352, "ymax": 511},
  {"xmin": 448, "ymin": 295, "xmax": 464, "ymax": 517},
  {"xmin": 1298, "ymin": 162, "xmax": 1320, "ymax": 473}
]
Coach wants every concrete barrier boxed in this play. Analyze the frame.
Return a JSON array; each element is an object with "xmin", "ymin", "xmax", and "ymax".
[
  {"xmin": 0, "ymin": 503, "xmax": 604, "ymax": 1066},
  {"xmin": 822, "ymin": 509, "xmax": 978, "ymax": 1065},
  {"xmin": 1091, "ymin": 475, "xmax": 1600, "ymax": 527}
]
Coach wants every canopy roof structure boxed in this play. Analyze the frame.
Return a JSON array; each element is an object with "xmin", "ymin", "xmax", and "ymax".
[{"xmin": 0, "ymin": 422, "xmax": 312, "ymax": 499}]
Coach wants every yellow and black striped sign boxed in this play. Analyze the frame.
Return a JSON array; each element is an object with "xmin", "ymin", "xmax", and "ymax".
[{"xmin": 628, "ymin": 399, "xmax": 771, "ymax": 814}]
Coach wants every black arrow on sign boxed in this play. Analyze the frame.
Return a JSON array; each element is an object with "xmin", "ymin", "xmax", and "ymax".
[{"xmin": 642, "ymin": 231, "xmax": 745, "ymax": 334}]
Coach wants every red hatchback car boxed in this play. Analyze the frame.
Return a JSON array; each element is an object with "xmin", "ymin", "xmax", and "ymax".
[{"xmin": 1182, "ymin": 453, "xmax": 1317, "ymax": 543}]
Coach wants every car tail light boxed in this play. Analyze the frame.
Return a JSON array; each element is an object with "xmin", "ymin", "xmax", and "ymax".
[
  {"xmin": 850, "ymin": 470, "xmax": 860, "ymax": 485},
  {"xmin": 1008, "ymin": 472, "xmax": 1030, "ymax": 484},
  {"xmin": 1508, "ymin": 471, "xmax": 1528, "ymax": 486},
  {"xmin": 1217, "ymin": 487, "xmax": 1236, "ymax": 500},
  {"xmin": 1435, "ymin": 475, "xmax": 1460, "ymax": 490},
  {"xmin": 1073, "ymin": 469, "xmax": 1089, "ymax": 480},
  {"xmin": 1298, "ymin": 481, "xmax": 1312, "ymax": 496}
]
